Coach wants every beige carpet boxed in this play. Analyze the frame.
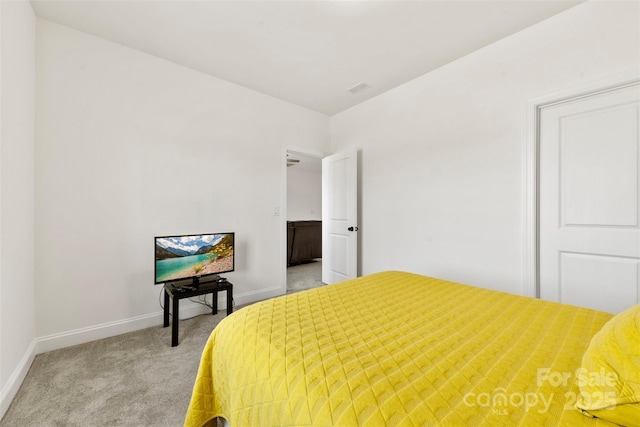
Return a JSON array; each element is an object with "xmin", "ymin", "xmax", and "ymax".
[
  {"xmin": 286, "ymin": 259, "xmax": 324, "ymax": 293},
  {"xmin": 0, "ymin": 312, "xmax": 226, "ymax": 427},
  {"xmin": 1, "ymin": 266, "xmax": 323, "ymax": 427}
]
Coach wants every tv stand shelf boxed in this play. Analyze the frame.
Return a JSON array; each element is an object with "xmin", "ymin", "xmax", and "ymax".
[{"xmin": 163, "ymin": 279, "xmax": 233, "ymax": 347}]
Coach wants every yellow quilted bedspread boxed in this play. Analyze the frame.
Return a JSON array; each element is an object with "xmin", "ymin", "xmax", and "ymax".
[{"xmin": 185, "ymin": 271, "xmax": 617, "ymax": 427}]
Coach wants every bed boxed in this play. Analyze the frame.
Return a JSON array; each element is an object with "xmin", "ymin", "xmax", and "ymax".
[{"xmin": 185, "ymin": 271, "xmax": 640, "ymax": 427}]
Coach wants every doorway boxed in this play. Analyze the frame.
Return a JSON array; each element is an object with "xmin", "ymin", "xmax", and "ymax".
[{"xmin": 285, "ymin": 150, "xmax": 324, "ymax": 293}]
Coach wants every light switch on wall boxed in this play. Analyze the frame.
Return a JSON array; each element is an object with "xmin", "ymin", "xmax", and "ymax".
[{"xmin": 273, "ymin": 206, "xmax": 280, "ymax": 216}]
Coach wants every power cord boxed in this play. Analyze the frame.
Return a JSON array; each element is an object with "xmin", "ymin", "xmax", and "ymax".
[
  {"xmin": 159, "ymin": 286, "xmax": 166, "ymax": 311},
  {"xmin": 159, "ymin": 286, "xmax": 234, "ymax": 317},
  {"xmin": 189, "ymin": 294, "xmax": 213, "ymax": 309}
]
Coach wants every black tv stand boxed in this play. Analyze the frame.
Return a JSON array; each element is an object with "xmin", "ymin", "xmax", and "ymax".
[{"xmin": 163, "ymin": 277, "xmax": 233, "ymax": 347}]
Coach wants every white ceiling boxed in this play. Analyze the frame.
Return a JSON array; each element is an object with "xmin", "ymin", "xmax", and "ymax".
[{"xmin": 30, "ymin": 0, "xmax": 583, "ymax": 115}]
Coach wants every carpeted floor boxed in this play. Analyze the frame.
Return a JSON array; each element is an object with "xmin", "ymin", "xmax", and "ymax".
[
  {"xmin": 0, "ymin": 312, "xmax": 226, "ymax": 427},
  {"xmin": 1, "ymin": 264, "xmax": 324, "ymax": 427},
  {"xmin": 286, "ymin": 258, "xmax": 324, "ymax": 293}
]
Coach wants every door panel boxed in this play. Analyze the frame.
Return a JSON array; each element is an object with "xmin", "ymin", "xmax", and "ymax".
[
  {"xmin": 328, "ymin": 157, "xmax": 348, "ymax": 219},
  {"xmin": 561, "ymin": 104, "xmax": 638, "ymax": 226},
  {"xmin": 322, "ymin": 151, "xmax": 358, "ymax": 284},
  {"xmin": 559, "ymin": 252, "xmax": 639, "ymax": 313},
  {"xmin": 329, "ymin": 234, "xmax": 348, "ymax": 276},
  {"xmin": 539, "ymin": 83, "xmax": 640, "ymax": 313}
]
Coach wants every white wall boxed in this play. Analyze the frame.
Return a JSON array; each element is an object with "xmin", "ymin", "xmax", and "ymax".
[
  {"xmin": 287, "ymin": 167, "xmax": 322, "ymax": 221},
  {"xmin": 0, "ymin": 0, "xmax": 37, "ymax": 418},
  {"xmin": 35, "ymin": 20, "xmax": 329, "ymax": 345},
  {"xmin": 330, "ymin": 1, "xmax": 640, "ymax": 294}
]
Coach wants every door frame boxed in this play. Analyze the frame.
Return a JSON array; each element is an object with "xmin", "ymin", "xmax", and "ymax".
[
  {"xmin": 281, "ymin": 147, "xmax": 326, "ymax": 295},
  {"xmin": 522, "ymin": 69, "xmax": 640, "ymax": 298}
]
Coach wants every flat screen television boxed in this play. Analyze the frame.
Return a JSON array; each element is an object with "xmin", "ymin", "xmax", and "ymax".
[{"xmin": 154, "ymin": 232, "xmax": 234, "ymax": 285}]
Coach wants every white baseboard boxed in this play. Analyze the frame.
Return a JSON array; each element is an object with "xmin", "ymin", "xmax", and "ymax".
[
  {"xmin": 233, "ymin": 285, "xmax": 283, "ymax": 307},
  {"xmin": 35, "ymin": 301, "xmax": 213, "ymax": 354},
  {"xmin": 35, "ymin": 287, "xmax": 281, "ymax": 354},
  {"xmin": 0, "ymin": 338, "xmax": 37, "ymax": 420},
  {"xmin": 0, "ymin": 287, "xmax": 282, "ymax": 418}
]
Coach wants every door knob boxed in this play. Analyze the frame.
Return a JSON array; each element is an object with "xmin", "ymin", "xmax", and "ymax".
[{"xmin": 348, "ymin": 226, "xmax": 359, "ymax": 232}]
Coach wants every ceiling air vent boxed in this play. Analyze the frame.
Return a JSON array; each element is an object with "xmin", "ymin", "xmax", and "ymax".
[{"xmin": 348, "ymin": 82, "xmax": 371, "ymax": 94}]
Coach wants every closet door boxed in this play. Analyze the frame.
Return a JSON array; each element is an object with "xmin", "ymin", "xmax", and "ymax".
[{"xmin": 539, "ymin": 83, "xmax": 640, "ymax": 313}]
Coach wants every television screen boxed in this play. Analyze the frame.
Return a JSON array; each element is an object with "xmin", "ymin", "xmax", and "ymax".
[{"xmin": 154, "ymin": 232, "xmax": 234, "ymax": 284}]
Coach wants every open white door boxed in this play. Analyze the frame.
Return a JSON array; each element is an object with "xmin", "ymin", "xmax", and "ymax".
[{"xmin": 322, "ymin": 150, "xmax": 358, "ymax": 284}]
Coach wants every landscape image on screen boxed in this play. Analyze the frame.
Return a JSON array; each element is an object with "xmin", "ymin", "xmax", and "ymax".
[{"xmin": 155, "ymin": 233, "xmax": 234, "ymax": 283}]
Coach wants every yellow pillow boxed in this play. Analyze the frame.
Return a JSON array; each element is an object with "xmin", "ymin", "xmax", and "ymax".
[{"xmin": 575, "ymin": 303, "xmax": 640, "ymax": 427}]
